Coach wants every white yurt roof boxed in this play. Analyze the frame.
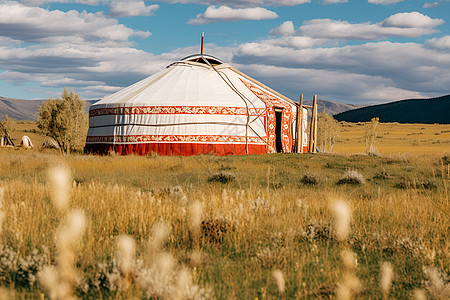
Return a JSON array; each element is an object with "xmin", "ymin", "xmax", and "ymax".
[{"xmin": 92, "ymin": 54, "xmax": 294, "ymax": 109}]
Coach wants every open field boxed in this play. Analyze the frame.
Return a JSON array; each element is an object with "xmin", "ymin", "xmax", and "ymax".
[
  {"xmin": 6, "ymin": 121, "xmax": 450, "ymax": 155},
  {"xmin": 0, "ymin": 121, "xmax": 449, "ymax": 299},
  {"xmin": 334, "ymin": 122, "xmax": 450, "ymax": 155}
]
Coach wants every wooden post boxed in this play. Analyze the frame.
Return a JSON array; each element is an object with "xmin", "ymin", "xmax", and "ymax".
[
  {"xmin": 308, "ymin": 99, "xmax": 313, "ymax": 153},
  {"xmin": 295, "ymin": 94, "xmax": 303, "ymax": 153},
  {"xmin": 309, "ymin": 95, "xmax": 317, "ymax": 153},
  {"xmin": 312, "ymin": 95, "xmax": 318, "ymax": 153}
]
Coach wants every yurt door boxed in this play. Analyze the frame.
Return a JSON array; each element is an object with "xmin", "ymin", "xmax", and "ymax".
[{"xmin": 274, "ymin": 108, "xmax": 283, "ymax": 153}]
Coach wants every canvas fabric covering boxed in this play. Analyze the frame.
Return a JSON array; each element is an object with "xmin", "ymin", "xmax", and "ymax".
[{"xmin": 85, "ymin": 55, "xmax": 306, "ymax": 156}]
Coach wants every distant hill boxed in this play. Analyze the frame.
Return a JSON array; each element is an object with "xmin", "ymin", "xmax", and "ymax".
[
  {"xmin": 304, "ymin": 99, "xmax": 364, "ymax": 115},
  {"xmin": 0, "ymin": 97, "xmax": 97, "ymax": 121},
  {"xmin": 334, "ymin": 94, "xmax": 450, "ymax": 124}
]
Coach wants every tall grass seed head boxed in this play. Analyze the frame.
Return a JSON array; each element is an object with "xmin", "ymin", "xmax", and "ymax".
[
  {"xmin": 48, "ymin": 166, "xmax": 71, "ymax": 211},
  {"xmin": 58, "ymin": 209, "xmax": 86, "ymax": 245},
  {"xmin": 156, "ymin": 252, "xmax": 175, "ymax": 278},
  {"xmin": 380, "ymin": 262, "xmax": 393, "ymax": 295},
  {"xmin": 149, "ymin": 222, "xmax": 170, "ymax": 252},
  {"xmin": 413, "ymin": 289, "xmax": 426, "ymax": 300},
  {"xmin": 189, "ymin": 201, "xmax": 203, "ymax": 231},
  {"xmin": 39, "ymin": 265, "xmax": 73, "ymax": 300},
  {"xmin": 423, "ymin": 266, "xmax": 449, "ymax": 297},
  {"xmin": 271, "ymin": 269, "xmax": 285, "ymax": 295},
  {"xmin": 332, "ymin": 200, "xmax": 351, "ymax": 241},
  {"xmin": 341, "ymin": 250, "xmax": 358, "ymax": 269},
  {"xmin": 117, "ymin": 235, "xmax": 135, "ymax": 275},
  {"xmin": 172, "ymin": 268, "xmax": 190, "ymax": 300},
  {"xmin": 337, "ymin": 283, "xmax": 351, "ymax": 300},
  {"xmin": 0, "ymin": 187, "xmax": 3, "ymax": 234}
]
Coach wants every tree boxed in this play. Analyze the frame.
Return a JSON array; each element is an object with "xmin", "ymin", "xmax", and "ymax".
[
  {"xmin": 1, "ymin": 114, "xmax": 15, "ymax": 135},
  {"xmin": 37, "ymin": 88, "xmax": 88, "ymax": 154},
  {"xmin": 0, "ymin": 114, "xmax": 15, "ymax": 146},
  {"xmin": 365, "ymin": 117, "xmax": 379, "ymax": 155},
  {"xmin": 317, "ymin": 112, "xmax": 339, "ymax": 152}
]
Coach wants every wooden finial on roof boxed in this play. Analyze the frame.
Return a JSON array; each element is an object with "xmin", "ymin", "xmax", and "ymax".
[{"xmin": 201, "ymin": 32, "xmax": 204, "ymax": 55}]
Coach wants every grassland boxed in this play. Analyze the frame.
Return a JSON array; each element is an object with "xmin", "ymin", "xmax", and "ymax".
[
  {"xmin": 334, "ymin": 122, "xmax": 450, "ymax": 154},
  {"xmin": 0, "ymin": 121, "xmax": 449, "ymax": 299}
]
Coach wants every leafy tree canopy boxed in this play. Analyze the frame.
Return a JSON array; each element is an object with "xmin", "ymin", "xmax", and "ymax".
[{"xmin": 37, "ymin": 88, "xmax": 88, "ymax": 154}]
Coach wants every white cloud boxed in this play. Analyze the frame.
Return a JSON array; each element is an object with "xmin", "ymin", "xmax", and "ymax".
[
  {"xmin": 0, "ymin": 27, "xmax": 234, "ymax": 99},
  {"xmin": 0, "ymin": 1, "xmax": 159, "ymax": 98},
  {"xmin": 188, "ymin": 6, "xmax": 278, "ymax": 25},
  {"xmin": 19, "ymin": 0, "xmax": 102, "ymax": 5},
  {"xmin": 158, "ymin": 0, "xmax": 310, "ymax": 8},
  {"xmin": 368, "ymin": 0, "xmax": 403, "ymax": 5},
  {"xmin": 0, "ymin": 42, "xmax": 168, "ymax": 98},
  {"xmin": 426, "ymin": 35, "xmax": 450, "ymax": 50},
  {"xmin": 233, "ymin": 40, "xmax": 450, "ymax": 103},
  {"xmin": 296, "ymin": 12, "xmax": 444, "ymax": 40},
  {"xmin": 381, "ymin": 12, "xmax": 443, "ymax": 28},
  {"xmin": 0, "ymin": 36, "xmax": 22, "ymax": 47},
  {"xmin": 423, "ymin": 2, "xmax": 440, "ymax": 8},
  {"xmin": 252, "ymin": 35, "xmax": 329, "ymax": 49},
  {"xmin": 235, "ymin": 63, "xmax": 424, "ymax": 104},
  {"xmin": 0, "ymin": 2, "xmax": 150, "ymax": 43},
  {"xmin": 109, "ymin": 1, "xmax": 159, "ymax": 17},
  {"xmin": 18, "ymin": 0, "xmax": 161, "ymax": 18},
  {"xmin": 270, "ymin": 21, "xmax": 295, "ymax": 35},
  {"xmin": 322, "ymin": 0, "xmax": 348, "ymax": 4}
]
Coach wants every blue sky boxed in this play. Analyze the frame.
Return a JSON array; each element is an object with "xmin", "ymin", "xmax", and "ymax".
[{"xmin": 0, "ymin": 0, "xmax": 449, "ymax": 104}]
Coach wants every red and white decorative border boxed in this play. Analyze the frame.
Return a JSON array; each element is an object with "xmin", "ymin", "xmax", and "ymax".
[
  {"xmin": 240, "ymin": 79, "xmax": 293, "ymax": 153},
  {"xmin": 86, "ymin": 134, "xmax": 265, "ymax": 144},
  {"xmin": 90, "ymin": 105, "xmax": 266, "ymax": 117}
]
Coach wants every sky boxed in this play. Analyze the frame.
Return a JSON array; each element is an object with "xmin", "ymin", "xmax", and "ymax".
[{"xmin": 0, "ymin": 0, "xmax": 449, "ymax": 105}]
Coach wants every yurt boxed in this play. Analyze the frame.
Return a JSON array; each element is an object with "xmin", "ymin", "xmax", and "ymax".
[{"xmin": 85, "ymin": 54, "xmax": 309, "ymax": 156}]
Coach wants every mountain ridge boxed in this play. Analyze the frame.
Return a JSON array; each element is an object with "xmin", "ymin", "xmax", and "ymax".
[
  {"xmin": 334, "ymin": 94, "xmax": 450, "ymax": 124},
  {"xmin": 303, "ymin": 99, "xmax": 364, "ymax": 115},
  {"xmin": 0, "ymin": 97, "xmax": 97, "ymax": 121}
]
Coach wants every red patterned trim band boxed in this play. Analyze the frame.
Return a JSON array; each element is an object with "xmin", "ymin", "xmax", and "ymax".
[
  {"xmin": 86, "ymin": 134, "xmax": 266, "ymax": 144},
  {"xmin": 89, "ymin": 105, "xmax": 266, "ymax": 117}
]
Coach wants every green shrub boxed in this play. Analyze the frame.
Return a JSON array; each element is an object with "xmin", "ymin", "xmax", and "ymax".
[{"xmin": 208, "ymin": 172, "xmax": 236, "ymax": 184}]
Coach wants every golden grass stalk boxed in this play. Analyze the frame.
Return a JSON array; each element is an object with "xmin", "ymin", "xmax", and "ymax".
[
  {"xmin": 413, "ymin": 289, "xmax": 426, "ymax": 300},
  {"xmin": 189, "ymin": 200, "xmax": 203, "ymax": 248},
  {"xmin": 39, "ymin": 166, "xmax": 86, "ymax": 300},
  {"xmin": 272, "ymin": 269, "xmax": 285, "ymax": 296},
  {"xmin": 39, "ymin": 210, "xmax": 86, "ymax": 300},
  {"xmin": 0, "ymin": 187, "xmax": 3, "ymax": 235},
  {"xmin": 117, "ymin": 235, "xmax": 135, "ymax": 275},
  {"xmin": 189, "ymin": 200, "xmax": 203, "ymax": 231},
  {"xmin": 423, "ymin": 266, "xmax": 450, "ymax": 298},
  {"xmin": 147, "ymin": 222, "xmax": 169, "ymax": 261},
  {"xmin": 57, "ymin": 210, "xmax": 86, "ymax": 282},
  {"xmin": 48, "ymin": 166, "xmax": 71, "ymax": 212},
  {"xmin": 116, "ymin": 235, "xmax": 136, "ymax": 290},
  {"xmin": 172, "ymin": 268, "xmax": 189, "ymax": 300},
  {"xmin": 380, "ymin": 262, "xmax": 393, "ymax": 300},
  {"xmin": 332, "ymin": 200, "xmax": 351, "ymax": 241},
  {"xmin": 333, "ymin": 200, "xmax": 362, "ymax": 300}
]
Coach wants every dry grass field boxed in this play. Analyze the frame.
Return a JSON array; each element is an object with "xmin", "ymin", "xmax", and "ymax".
[
  {"xmin": 334, "ymin": 122, "xmax": 450, "ymax": 154},
  {"xmin": 0, "ymin": 121, "xmax": 449, "ymax": 299}
]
